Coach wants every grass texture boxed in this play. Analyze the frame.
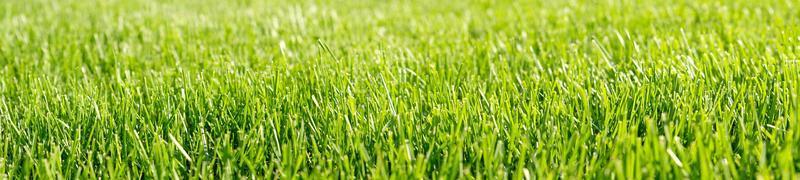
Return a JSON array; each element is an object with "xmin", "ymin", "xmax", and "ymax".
[{"xmin": 1, "ymin": 0, "xmax": 799, "ymax": 179}]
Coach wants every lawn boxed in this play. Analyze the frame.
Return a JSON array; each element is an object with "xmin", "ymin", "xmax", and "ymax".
[{"xmin": 1, "ymin": 0, "xmax": 799, "ymax": 179}]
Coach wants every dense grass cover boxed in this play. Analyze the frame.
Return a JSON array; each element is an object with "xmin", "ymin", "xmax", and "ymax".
[{"xmin": 1, "ymin": 0, "xmax": 799, "ymax": 178}]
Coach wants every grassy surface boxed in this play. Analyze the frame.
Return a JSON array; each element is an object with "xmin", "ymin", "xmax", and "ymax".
[{"xmin": 1, "ymin": 0, "xmax": 799, "ymax": 178}]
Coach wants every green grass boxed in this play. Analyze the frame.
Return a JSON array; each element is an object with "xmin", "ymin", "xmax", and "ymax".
[{"xmin": 1, "ymin": 0, "xmax": 799, "ymax": 178}]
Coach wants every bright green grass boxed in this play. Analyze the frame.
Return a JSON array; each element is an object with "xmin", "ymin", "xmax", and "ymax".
[{"xmin": 1, "ymin": 0, "xmax": 799, "ymax": 179}]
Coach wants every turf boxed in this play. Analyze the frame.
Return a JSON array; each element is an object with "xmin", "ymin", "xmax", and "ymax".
[{"xmin": 1, "ymin": 0, "xmax": 799, "ymax": 179}]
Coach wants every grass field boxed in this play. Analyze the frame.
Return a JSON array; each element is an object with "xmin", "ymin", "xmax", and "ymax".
[{"xmin": 1, "ymin": 0, "xmax": 799, "ymax": 179}]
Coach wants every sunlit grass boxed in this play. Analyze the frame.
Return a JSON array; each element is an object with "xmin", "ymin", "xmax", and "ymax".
[{"xmin": 1, "ymin": 0, "xmax": 799, "ymax": 178}]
